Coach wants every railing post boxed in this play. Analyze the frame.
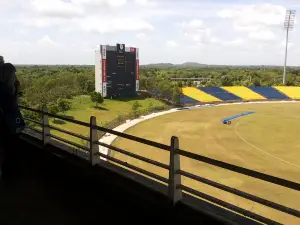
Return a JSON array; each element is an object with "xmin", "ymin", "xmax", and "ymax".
[
  {"xmin": 90, "ymin": 116, "xmax": 100, "ymax": 165},
  {"xmin": 42, "ymin": 106, "xmax": 50, "ymax": 146},
  {"xmin": 168, "ymin": 136, "xmax": 182, "ymax": 205}
]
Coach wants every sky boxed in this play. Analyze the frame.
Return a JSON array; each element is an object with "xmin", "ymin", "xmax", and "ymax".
[{"xmin": 0, "ymin": 0, "xmax": 299, "ymax": 65}]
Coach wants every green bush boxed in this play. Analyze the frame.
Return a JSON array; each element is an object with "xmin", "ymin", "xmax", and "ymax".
[{"xmin": 90, "ymin": 91, "xmax": 104, "ymax": 107}]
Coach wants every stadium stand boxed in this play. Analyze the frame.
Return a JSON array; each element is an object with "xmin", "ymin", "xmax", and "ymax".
[
  {"xmin": 273, "ymin": 86, "xmax": 300, "ymax": 100},
  {"xmin": 182, "ymin": 87, "xmax": 221, "ymax": 102},
  {"xmin": 180, "ymin": 86, "xmax": 300, "ymax": 105},
  {"xmin": 248, "ymin": 86, "xmax": 290, "ymax": 100},
  {"xmin": 180, "ymin": 95, "xmax": 200, "ymax": 105},
  {"xmin": 198, "ymin": 87, "xmax": 242, "ymax": 101},
  {"xmin": 221, "ymin": 86, "xmax": 266, "ymax": 100}
]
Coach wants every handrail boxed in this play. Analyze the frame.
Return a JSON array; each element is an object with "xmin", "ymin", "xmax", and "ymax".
[
  {"xmin": 23, "ymin": 117, "xmax": 43, "ymax": 126},
  {"xmin": 20, "ymin": 105, "xmax": 300, "ymax": 224},
  {"xmin": 179, "ymin": 184, "xmax": 282, "ymax": 225},
  {"xmin": 27, "ymin": 107, "xmax": 171, "ymax": 151},
  {"xmin": 47, "ymin": 112, "xmax": 90, "ymax": 127},
  {"xmin": 178, "ymin": 170, "xmax": 300, "ymax": 218},
  {"xmin": 20, "ymin": 105, "xmax": 41, "ymax": 114},
  {"xmin": 96, "ymin": 151, "xmax": 168, "ymax": 183},
  {"xmin": 49, "ymin": 125, "xmax": 90, "ymax": 141},
  {"xmin": 177, "ymin": 149, "xmax": 300, "ymax": 191},
  {"xmin": 96, "ymin": 125, "xmax": 170, "ymax": 151},
  {"xmin": 50, "ymin": 134, "xmax": 90, "ymax": 152},
  {"xmin": 97, "ymin": 141, "xmax": 170, "ymax": 170},
  {"xmin": 25, "ymin": 126, "xmax": 42, "ymax": 134}
]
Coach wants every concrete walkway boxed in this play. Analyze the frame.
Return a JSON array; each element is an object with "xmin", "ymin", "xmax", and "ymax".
[{"xmin": 98, "ymin": 108, "xmax": 180, "ymax": 160}]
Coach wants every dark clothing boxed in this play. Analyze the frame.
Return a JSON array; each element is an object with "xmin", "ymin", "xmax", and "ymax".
[
  {"xmin": 0, "ymin": 64, "xmax": 20, "ymax": 180},
  {"xmin": 0, "ymin": 83, "xmax": 18, "ymax": 112}
]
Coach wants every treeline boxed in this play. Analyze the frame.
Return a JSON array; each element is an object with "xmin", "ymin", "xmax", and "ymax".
[
  {"xmin": 16, "ymin": 65, "xmax": 300, "ymax": 114},
  {"xmin": 17, "ymin": 66, "xmax": 94, "ymax": 121},
  {"xmin": 17, "ymin": 66, "xmax": 94, "ymax": 109},
  {"xmin": 139, "ymin": 67, "xmax": 300, "ymax": 88}
]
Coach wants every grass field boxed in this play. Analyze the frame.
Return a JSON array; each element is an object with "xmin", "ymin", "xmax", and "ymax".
[
  {"xmin": 47, "ymin": 95, "xmax": 166, "ymax": 145},
  {"xmin": 112, "ymin": 103, "xmax": 300, "ymax": 224}
]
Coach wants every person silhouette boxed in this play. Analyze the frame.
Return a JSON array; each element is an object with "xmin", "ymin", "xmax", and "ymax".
[
  {"xmin": 0, "ymin": 62, "xmax": 25, "ymax": 180},
  {"xmin": 0, "ymin": 56, "xmax": 4, "ymax": 66}
]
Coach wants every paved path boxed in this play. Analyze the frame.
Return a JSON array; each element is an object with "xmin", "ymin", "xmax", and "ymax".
[{"xmin": 98, "ymin": 108, "xmax": 180, "ymax": 160}]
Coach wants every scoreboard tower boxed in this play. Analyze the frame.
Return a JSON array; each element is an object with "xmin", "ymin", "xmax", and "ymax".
[{"xmin": 95, "ymin": 43, "xmax": 139, "ymax": 98}]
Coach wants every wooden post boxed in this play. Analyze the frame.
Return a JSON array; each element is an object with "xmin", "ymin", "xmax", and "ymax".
[
  {"xmin": 90, "ymin": 116, "xmax": 100, "ymax": 165},
  {"xmin": 42, "ymin": 106, "xmax": 50, "ymax": 146},
  {"xmin": 168, "ymin": 136, "xmax": 182, "ymax": 205}
]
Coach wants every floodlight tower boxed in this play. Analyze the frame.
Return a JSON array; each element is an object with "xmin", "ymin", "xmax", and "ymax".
[{"xmin": 283, "ymin": 10, "xmax": 296, "ymax": 85}]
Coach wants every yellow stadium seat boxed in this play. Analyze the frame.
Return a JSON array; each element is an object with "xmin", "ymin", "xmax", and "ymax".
[
  {"xmin": 221, "ymin": 86, "xmax": 266, "ymax": 100},
  {"xmin": 273, "ymin": 86, "xmax": 300, "ymax": 99},
  {"xmin": 182, "ymin": 87, "xmax": 221, "ymax": 102}
]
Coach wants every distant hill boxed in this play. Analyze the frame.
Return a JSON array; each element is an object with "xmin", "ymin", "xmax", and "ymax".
[
  {"xmin": 180, "ymin": 62, "xmax": 207, "ymax": 68},
  {"xmin": 141, "ymin": 62, "xmax": 225, "ymax": 68},
  {"xmin": 141, "ymin": 63, "xmax": 175, "ymax": 68},
  {"xmin": 141, "ymin": 62, "xmax": 209, "ymax": 68},
  {"xmin": 140, "ymin": 62, "xmax": 296, "ymax": 69}
]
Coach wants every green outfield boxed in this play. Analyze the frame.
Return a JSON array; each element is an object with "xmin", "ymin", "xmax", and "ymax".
[
  {"xmin": 46, "ymin": 95, "xmax": 165, "ymax": 145},
  {"xmin": 112, "ymin": 103, "xmax": 300, "ymax": 224}
]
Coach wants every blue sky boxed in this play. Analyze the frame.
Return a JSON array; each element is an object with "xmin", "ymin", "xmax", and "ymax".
[{"xmin": 0, "ymin": 0, "xmax": 299, "ymax": 65}]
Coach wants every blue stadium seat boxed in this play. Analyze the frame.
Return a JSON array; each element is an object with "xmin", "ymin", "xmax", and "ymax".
[
  {"xmin": 180, "ymin": 95, "xmax": 200, "ymax": 105},
  {"xmin": 248, "ymin": 87, "xmax": 290, "ymax": 100},
  {"xmin": 198, "ymin": 87, "xmax": 242, "ymax": 101}
]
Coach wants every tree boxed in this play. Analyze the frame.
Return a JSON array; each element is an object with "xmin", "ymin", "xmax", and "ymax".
[
  {"xmin": 172, "ymin": 86, "xmax": 182, "ymax": 106},
  {"xmin": 252, "ymin": 77, "xmax": 261, "ymax": 86},
  {"xmin": 84, "ymin": 80, "xmax": 95, "ymax": 94},
  {"xmin": 132, "ymin": 101, "xmax": 141, "ymax": 111},
  {"xmin": 187, "ymin": 80, "xmax": 193, "ymax": 87},
  {"xmin": 220, "ymin": 75, "xmax": 233, "ymax": 86},
  {"xmin": 47, "ymin": 102, "xmax": 59, "ymax": 115},
  {"xmin": 132, "ymin": 101, "xmax": 141, "ymax": 117},
  {"xmin": 90, "ymin": 91, "xmax": 104, "ymax": 107},
  {"xmin": 147, "ymin": 102, "xmax": 153, "ymax": 111},
  {"xmin": 57, "ymin": 98, "xmax": 71, "ymax": 115},
  {"xmin": 47, "ymin": 102, "xmax": 59, "ymax": 122}
]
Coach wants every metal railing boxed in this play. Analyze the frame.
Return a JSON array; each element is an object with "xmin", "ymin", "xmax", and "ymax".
[{"xmin": 20, "ymin": 105, "xmax": 300, "ymax": 225}]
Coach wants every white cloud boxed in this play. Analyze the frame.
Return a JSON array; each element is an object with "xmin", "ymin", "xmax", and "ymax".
[
  {"xmin": 280, "ymin": 41, "xmax": 294, "ymax": 49},
  {"xmin": 218, "ymin": 3, "xmax": 286, "ymax": 32},
  {"xmin": 184, "ymin": 28, "xmax": 212, "ymax": 43},
  {"xmin": 79, "ymin": 17, "xmax": 154, "ymax": 33},
  {"xmin": 222, "ymin": 38, "xmax": 246, "ymax": 47},
  {"xmin": 136, "ymin": 32, "xmax": 146, "ymax": 39},
  {"xmin": 166, "ymin": 40, "xmax": 178, "ymax": 48},
  {"xmin": 134, "ymin": 0, "xmax": 155, "ymax": 7},
  {"xmin": 249, "ymin": 30, "xmax": 276, "ymax": 42},
  {"xmin": 37, "ymin": 35, "xmax": 60, "ymax": 47},
  {"xmin": 1, "ymin": 1, "xmax": 300, "ymax": 65},
  {"xmin": 18, "ymin": 0, "xmax": 155, "ymax": 33},
  {"xmin": 31, "ymin": 0, "xmax": 85, "ymax": 18},
  {"xmin": 72, "ymin": 0, "xmax": 127, "ymax": 8},
  {"xmin": 180, "ymin": 19, "xmax": 204, "ymax": 29},
  {"xmin": 181, "ymin": 19, "xmax": 215, "ymax": 45},
  {"xmin": 19, "ymin": 17, "xmax": 64, "ymax": 28}
]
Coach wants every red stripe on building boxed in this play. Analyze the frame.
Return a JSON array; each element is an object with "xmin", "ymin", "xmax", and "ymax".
[
  {"xmin": 136, "ymin": 60, "xmax": 139, "ymax": 80},
  {"xmin": 102, "ymin": 59, "xmax": 107, "ymax": 82}
]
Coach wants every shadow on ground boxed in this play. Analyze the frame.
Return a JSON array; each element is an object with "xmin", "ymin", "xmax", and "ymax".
[
  {"xmin": 52, "ymin": 115, "xmax": 75, "ymax": 125},
  {"xmin": 112, "ymin": 94, "xmax": 147, "ymax": 102},
  {"xmin": 92, "ymin": 105, "xmax": 108, "ymax": 111}
]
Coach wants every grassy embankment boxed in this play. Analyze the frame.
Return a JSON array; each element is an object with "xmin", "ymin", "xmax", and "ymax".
[{"xmin": 47, "ymin": 95, "xmax": 166, "ymax": 146}]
